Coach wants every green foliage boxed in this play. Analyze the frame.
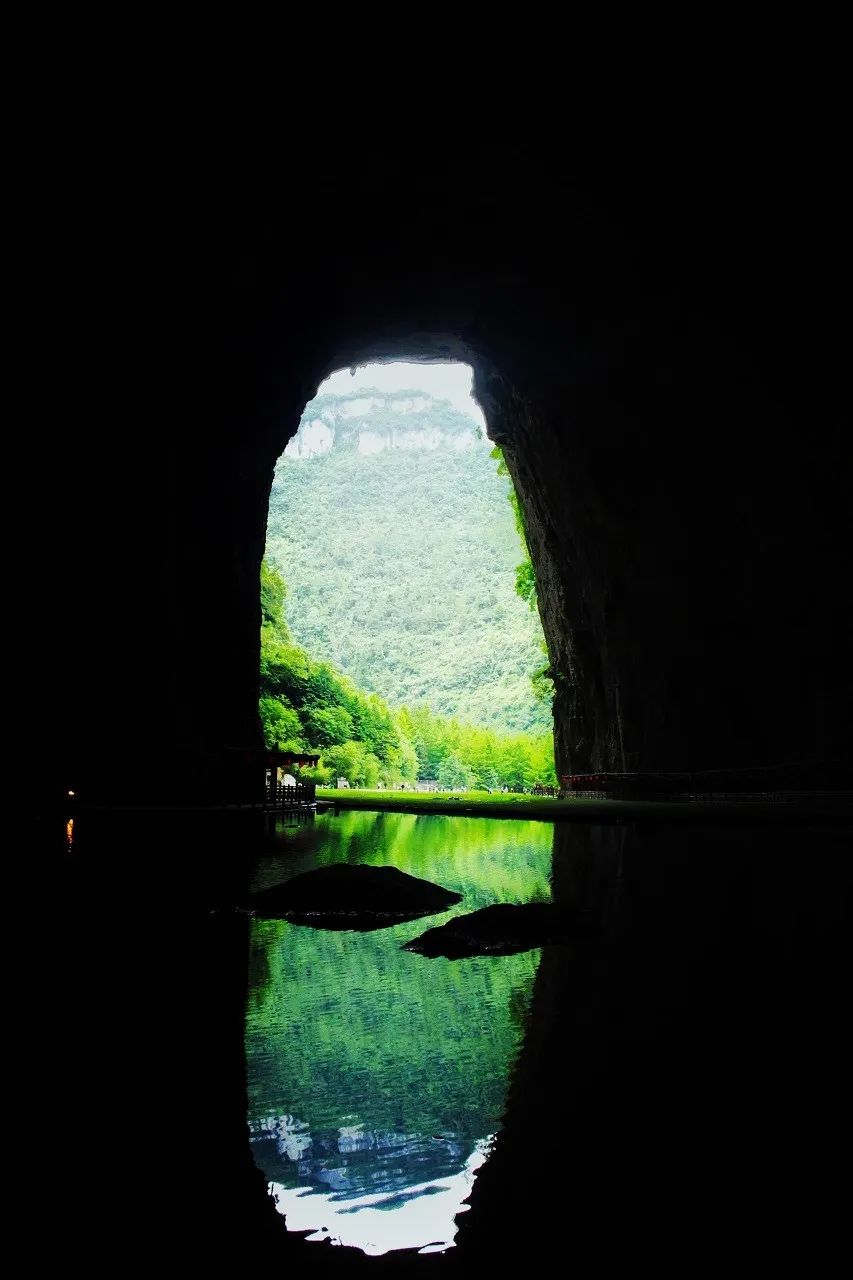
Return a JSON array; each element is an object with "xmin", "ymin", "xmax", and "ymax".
[
  {"xmin": 490, "ymin": 443, "xmax": 531, "ymax": 587},
  {"xmin": 531, "ymin": 662, "xmax": 556, "ymax": 705},
  {"xmin": 491, "ymin": 443, "xmax": 555, "ymax": 706},
  {"xmin": 259, "ymin": 384, "xmax": 557, "ymax": 791},
  {"xmin": 246, "ymin": 810, "xmax": 552, "ymax": 1164},
  {"xmin": 259, "ymin": 563, "xmax": 419, "ymax": 786},
  {"xmin": 260, "ymin": 559, "xmax": 288, "ymax": 636},
  {"xmin": 297, "ymin": 763, "xmax": 333, "ymax": 785},
  {"xmin": 258, "ymin": 695, "xmax": 304, "ymax": 750},
  {"xmin": 515, "ymin": 559, "xmax": 537, "ymax": 609},
  {"xmin": 436, "ymin": 751, "xmax": 477, "ymax": 791},
  {"xmin": 395, "ymin": 702, "xmax": 555, "ymax": 791},
  {"xmin": 302, "ymin": 704, "xmax": 354, "ymax": 747},
  {"xmin": 259, "ymin": 556, "xmax": 556, "ymax": 791},
  {"xmin": 267, "ymin": 390, "xmax": 552, "ymax": 735}
]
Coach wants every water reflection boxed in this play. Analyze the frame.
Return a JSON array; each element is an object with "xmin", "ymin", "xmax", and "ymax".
[
  {"xmin": 266, "ymin": 1140, "xmax": 493, "ymax": 1255},
  {"xmin": 246, "ymin": 811, "xmax": 553, "ymax": 1254}
]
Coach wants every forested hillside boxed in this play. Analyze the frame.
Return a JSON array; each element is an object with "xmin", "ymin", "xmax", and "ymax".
[
  {"xmin": 259, "ymin": 560, "xmax": 555, "ymax": 791},
  {"xmin": 266, "ymin": 387, "xmax": 551, "ymax": 735}
]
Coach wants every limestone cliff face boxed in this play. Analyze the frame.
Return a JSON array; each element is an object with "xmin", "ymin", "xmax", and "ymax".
[{"xmin": 285, "ymin": 389, "xmax": 481, "ymax": 458}]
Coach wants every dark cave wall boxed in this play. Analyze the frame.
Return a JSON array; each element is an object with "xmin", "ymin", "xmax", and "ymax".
[
  {"xmin": 491, "ymin": 331, "xmax": 847, "ymax": 777},
  {"xmin": 59, "ymin": 318, "xmax": 848, "ymax": 807},
  {"xmin": 119, "ymin": 286, "xmax": 848, "ymax": 802},
  {"xmin": 43, "ymin": 112, "xmax": 851, "ymax": 806},
  {"xmin": 19, "ymin": 43, "xmax": 853, "ymax": 1251}
]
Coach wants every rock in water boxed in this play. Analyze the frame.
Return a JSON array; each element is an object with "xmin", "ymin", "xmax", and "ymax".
[
  {"xmin": 402, "ymin": 902, "xmax": 597, "ymax": 958},
  {"xmin": 250, "ymin": 863, "xmax": 462, "ymax": 929}
]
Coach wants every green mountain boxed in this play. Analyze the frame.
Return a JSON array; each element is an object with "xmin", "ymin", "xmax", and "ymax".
[
  {"xmin": 259, "ymin": 559, "xmax": 556, "ymax": 791},
  {"xmin": 265, "ymin": 387, "xmax": 552, "ymax": 736}
]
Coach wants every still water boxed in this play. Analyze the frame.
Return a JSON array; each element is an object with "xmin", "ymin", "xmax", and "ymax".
[{"xmin": 246, "ymin": 810, "xmax": 554, "ymax": 1255}]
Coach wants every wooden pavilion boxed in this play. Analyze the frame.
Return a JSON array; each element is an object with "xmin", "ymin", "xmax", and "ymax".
[{"xmin": 263, "ymin": 749, "xmax": 320, "ymax": 808}]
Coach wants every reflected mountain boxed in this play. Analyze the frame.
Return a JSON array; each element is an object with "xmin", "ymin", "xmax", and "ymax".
[{"xmin": 245, "ymin": 810, "xmax": 553, "ymax": 1254}]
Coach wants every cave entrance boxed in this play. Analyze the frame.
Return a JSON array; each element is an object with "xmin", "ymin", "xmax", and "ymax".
[
  {"xmin": 249, "ymin": 359, "xmax": 557, "ymax": 1255},
  {"xmin": 260, "ymin": 360, "xmax": 555, "ymax": 795}
]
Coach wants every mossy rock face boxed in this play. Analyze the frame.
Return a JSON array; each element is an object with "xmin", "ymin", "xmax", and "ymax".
[
  {"xmin": 250, "ymin": 863, "xmax": 462, "ymax": 930},
  {"xmin": 402, "ymin": 902, "xmax": 597, "ymax": 958}
]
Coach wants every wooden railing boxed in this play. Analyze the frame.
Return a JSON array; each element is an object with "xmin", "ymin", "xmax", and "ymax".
[
  {"xmin": 266, "ymin": 781, "xmax": 317, "ymax": 808},
  {"xmin": 559, "ymin": 766, "xmax": 852, "ymax": 801}
]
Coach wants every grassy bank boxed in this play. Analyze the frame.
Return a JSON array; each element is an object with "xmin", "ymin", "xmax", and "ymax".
[
  {"xmin": 316, "ymin": 788, "xmax": 851, "ymax": 824},
  {"xmin": 318, "ymin": 788, "xmax": 588, "ymax": 820}
]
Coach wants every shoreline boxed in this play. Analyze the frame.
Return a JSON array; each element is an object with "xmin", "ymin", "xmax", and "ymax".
[{"xmin": 317, "ymin": 788, "xmax": 853, "ymax": 825}]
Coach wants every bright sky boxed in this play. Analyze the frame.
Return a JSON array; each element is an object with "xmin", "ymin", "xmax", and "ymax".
[{"xmin": 315, "ymin": 361, "xmax": 486, "ymax": 428}]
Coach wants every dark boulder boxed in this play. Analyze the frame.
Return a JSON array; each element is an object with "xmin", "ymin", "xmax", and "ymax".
[
  {"xmin": 250, "ymin": 863, "xmax": 461, "ymax": 929},
  {"xmin": 402, "ymin": 902, "xmax": 598, "ymax": 958}
]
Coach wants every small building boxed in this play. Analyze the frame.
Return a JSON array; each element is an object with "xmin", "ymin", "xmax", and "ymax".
[
  {"xmin": 262, "ymin": 750, "xmax": 320, "ymax": 807},
  {"xmin": 415, "ymin": 777, "xmax": 439, "ymax": 792}
]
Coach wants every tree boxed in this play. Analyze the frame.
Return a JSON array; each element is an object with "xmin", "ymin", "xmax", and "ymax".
[
  {"xmin": 258, "ymin": 558, "xmax": 555, "ymax": 793},
  {"xmin": 323, "ymin": 741, "xmax": 367, "ymax": 786},
  {"xmin": 259, "ymin": 696, "xmax": 304, "ymax": 750},
  {"xmin": 437, "ymin": 752, "xmax": 477, "ymax": 791},
  {"xmin": 265, "ymin": 393, "xmax": 553, "ymax": 735},
  {"xmin": 361, "ymin": 752, "xmax": 381, "ymax": 789},
  {"xmin": 303, "ymin": 705, "xmax": 354, "ymax": 748},
  {"xmin": 260, "ymin": 558, "xmax": 288, "ymax": 636}
]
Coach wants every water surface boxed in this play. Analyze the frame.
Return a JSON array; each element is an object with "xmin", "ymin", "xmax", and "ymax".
[{"xmin": 246, "ymin": 810, "xmax": 553, "ymax": 1254}]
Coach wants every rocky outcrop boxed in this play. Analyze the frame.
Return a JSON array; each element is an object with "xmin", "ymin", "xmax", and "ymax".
[
  {"xmin": 250, "ymin": 864, "xmax": 461, "ymax": 929},
  {"xmin": 402, "ymin": 901, "xmax": 597, "ymax": 958},
  {"xmin": 286, "ymin": 388, "xmax": 481, "ymax": 459}
]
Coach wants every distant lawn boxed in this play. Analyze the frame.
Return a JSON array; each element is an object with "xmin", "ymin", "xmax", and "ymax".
[
  {"xmin": 315, "ymin": 787, "xmax": 846, "ymax": 824},
  {"xmin": 316, "ymin": 787, "xmax": 581, "ymax": 820}
]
